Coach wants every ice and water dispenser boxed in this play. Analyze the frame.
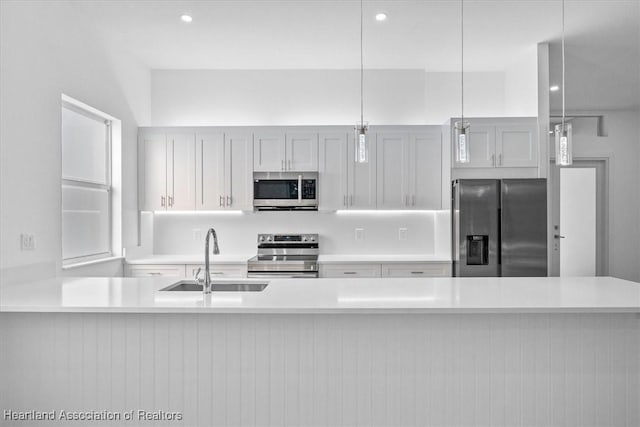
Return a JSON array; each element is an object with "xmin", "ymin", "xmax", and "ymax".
[{"xmin": 466, "ymin": 235, "xmax": 489, "ymax": 265}]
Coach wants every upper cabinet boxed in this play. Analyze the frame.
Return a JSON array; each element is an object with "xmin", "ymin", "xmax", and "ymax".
[
  {"xmin": 195, "ymin": 132, "xmax": 253, "ymax": 210},
  {"xmin": 253, "ymin": 131, "xmax": 318, "ymax": 172},
  {"xmin": 318, "ymin": 133, "xmax": 349, "ymax": 210},
  {"xmin": 451, "ymin": 118, "xmax": 539, "ymax": 178},
  {"xmin": 139, "ymin": 132, "xmax": 195, "ymax": 211}
]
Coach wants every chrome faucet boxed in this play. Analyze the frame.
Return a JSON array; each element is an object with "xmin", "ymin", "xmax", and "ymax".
[{"xmin": 203, "ymin": 228, "xmax": 220, "ymax": 294}]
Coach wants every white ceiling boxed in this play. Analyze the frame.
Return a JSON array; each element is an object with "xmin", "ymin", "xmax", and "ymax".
[{"xmin": 72, "ymin": 0, "xmax": 639, "ymax": 109}]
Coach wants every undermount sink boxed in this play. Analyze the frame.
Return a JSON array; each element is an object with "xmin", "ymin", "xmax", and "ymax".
[{"xmin": 159, "ymin": 280, "xmax": 269, "ymax": 292}]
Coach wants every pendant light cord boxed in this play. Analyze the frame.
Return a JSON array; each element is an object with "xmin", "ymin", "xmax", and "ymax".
[
  {"xmin": 561, "ymin": 0, "xmax": 566, "ymax": 131},
  {"xmin": 461, "ymin": 0, "xmax": 464, "ymax": 125},
  {"xmin": 360, "ymin": 0, "xmax": 364, "ymax": 128}
]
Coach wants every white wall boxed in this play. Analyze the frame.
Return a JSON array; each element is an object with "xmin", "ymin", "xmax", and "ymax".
[
  {"xmin": 151, "ymin": 69, "xmax": 536, "ymax": 127},
  {"xmin": 0, "ymin": 1, "xmax": 149, "ymax": 281},
  {"xmin": 152, "ymin": 211, "xmax": 447, "ymax": 257}
]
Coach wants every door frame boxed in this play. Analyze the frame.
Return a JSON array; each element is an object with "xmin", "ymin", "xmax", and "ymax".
[{"xmin": 548, "ymin": 158, "xmax": 609, "ymax": 276}]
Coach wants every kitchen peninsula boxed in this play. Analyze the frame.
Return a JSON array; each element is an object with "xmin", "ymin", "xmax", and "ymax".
[{"xmin": 1, "ymin": 276, "xmax": 639, "ymax": 426}]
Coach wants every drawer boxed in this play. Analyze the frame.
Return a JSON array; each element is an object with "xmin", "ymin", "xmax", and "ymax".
[
  {"xmin": 125, "ymin": 264, "xmax": 186, "ymax": 277},
  {"xmin": 381, "ymin": 262, "xmax": 452, "ymax": 277},
  {"xmin": 186, "ymin": 264, "xmax": 247, "ymax": 279},
  {"xmin": 320, "ymin": 263, "xmax": 381, "ymax": 278}
]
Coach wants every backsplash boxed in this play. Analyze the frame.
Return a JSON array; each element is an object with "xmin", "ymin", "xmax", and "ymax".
[{"xmin": 151, "ymin": 211, "xmax": 451, "ymax": 256}]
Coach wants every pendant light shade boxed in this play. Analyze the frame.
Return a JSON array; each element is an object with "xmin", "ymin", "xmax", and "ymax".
[
  {"xmin": 355, "ymin": 0, "xmax": 369, "ymax": 163},
  {"xmin": 555, "ymin": 0, "xmax": 573, "ymax": 166},
  {"xmin": 455, "ymin": 0, "xmax": 470, "ymax": 164}
]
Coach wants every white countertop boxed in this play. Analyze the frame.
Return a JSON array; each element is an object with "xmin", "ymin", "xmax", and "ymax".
[
  {"xmin": 126, "ymin": 254, "xmax": 451, "ymax": 264},
  {"xmin": 1, "ymin": 276, "xmax": 639, "ymax": 314}
]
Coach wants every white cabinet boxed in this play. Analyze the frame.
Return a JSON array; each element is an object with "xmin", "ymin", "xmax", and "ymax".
[
  {"xmin": 140, "ymin": 133, "xmax": 196, "ymax": 211},
  {"xmin": 320, "ymin": 263, "xmax": 382, "ymax": 278},
  {"xmin": 126, "ymin": 264, "xmax": 186, "ymax": 277},
  {"xmin": 452, "ymin": 119, "xmax": 538, "ymax": 170},
  {"xmin": 186, "ymin": 264, "xmax": 247, "ymax": 279},
  {"xmin": 318, "ymin": 133, "xmax": 349, "ymax": 210},
  {"xmin": 376, "ymin": 130, "xmax": 442, "ymax": 209},
  {"xmin": 196, "ymin": 132, "xmax": 252, "ymax": 210},
  {"xmin": 253, "ymin": 132, "xmax": 318, "ymax": 172},
  {"xmin": 381, "ymin": 262, "xmax": 451, "ymax": 277}
]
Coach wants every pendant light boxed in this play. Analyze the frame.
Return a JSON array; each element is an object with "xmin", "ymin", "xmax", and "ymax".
[
  {"xmin": 555, "ymin": 0, "xmax": 572, "ymax": 165},
  {"xmin": 355, "ymin": 0, "xmax": 369, "ymax": 163},
  {"xmin": 454, "ymin": 0, "xmax": 470, "ymax": 163}
]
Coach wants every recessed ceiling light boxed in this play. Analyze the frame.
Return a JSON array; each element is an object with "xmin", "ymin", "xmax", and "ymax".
[
  {"xmin": 550, "ymin": 85, "xmax": 560, "ymax": 92},
  {"xmin": 180, "ymin": 14, "xmax": 193, "ymax": 23},
  {"xmin": 375, "ymin": 12, "xmax": 387, "ymax": 21}
]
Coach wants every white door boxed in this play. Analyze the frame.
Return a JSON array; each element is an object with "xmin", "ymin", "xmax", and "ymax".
[
  {"xmin": 408, "ymin": 131, "xmax": 442, "ymax": 209},
  {"xmin": 196, "ymin": 133, "xmax": 225, "ymax": 210},
  {"xmin": 253, "ymin": 132, "xmax": 285, "ymax": 172},
  {"xmin": 347, "ymin": 133, "xmax": 377, "ymax": 209},
  {"xmin": 318, "ymin": 133, "xmax": 349, "ymax": 210},
  {"xmin": 452, "ymin": 124, "xmax": 495, "ymax": 168},
  {"xmin": 286, "ymin": 133, "xmax": 318, "ymax": 171},
  {"xmin": 376, "ymin": 133, "xmax": 408, "ymax": 209},
  {"xmin": 550, "ymin": 160, "xmax": 607, "ymax": 276},
  {"xmin": 227, "ymin": 132, "xmax": 253, "ymax": 210},
  {"xmin": 496, "ymin": 124, "xmax": 538, "ymax": 168},
  {"xmin": 141, "ymin": 134, "xmax": 167, "ymax": 211},
  {"xmin": 167, "ymin": 133, "xmax": 196, "ymax": 210}
]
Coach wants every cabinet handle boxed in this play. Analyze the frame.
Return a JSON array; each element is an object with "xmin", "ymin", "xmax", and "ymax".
[
  {"xmin": 161, "ymin": 196, "xmax": 165, "ymax": 207},
  {"xmin": 343, "ymin": 271, "xmax": 357, "ymax": 275},
  {"xmin": 168, "ymin": 196, "xmax": 173, "ymax": 207},
  {"xmin": 491, "ymin": 154, "xmax": 495, "ymax": 166},
  {"xmin": 282, "ymin": 160, "xmax": 285, "ymax": 171},
  {"xmin": 148, "ymin": 272, "xmax": 162, "ymax": 276},
  {"xmin": 412, "ymin": 195, "xmax": 415, "ymax": 206},
  {"xmin": 219, "ymin": 195, "xmax": 224, "ymax": 207},
  {"xmin": 227, "ymin": 195, "xmax": 232, "ymax": 206},
  {"xmin": 410, "ymin": 271, "xmax": 424, "ymax": 275},
  {"xmin": 288, "ymin": 159, "xmax": 292, "ymax": 170},
  {"xmin": 343, "ymin": 195, "xmax": 347, "ymax": 206},
  {"xmin": 498, "ymin": 154, "xmax": 503, "ymax": 166}
]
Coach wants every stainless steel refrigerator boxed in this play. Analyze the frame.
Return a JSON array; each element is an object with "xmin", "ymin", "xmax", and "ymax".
[{"xmin": 452, "ymin": 179, "xmax": 547, "ymax": 277}]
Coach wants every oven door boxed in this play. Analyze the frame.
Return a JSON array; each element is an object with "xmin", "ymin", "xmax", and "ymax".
[{"xmin": 253, "ymin": 172, "xmax": 317, "ymax": 210}]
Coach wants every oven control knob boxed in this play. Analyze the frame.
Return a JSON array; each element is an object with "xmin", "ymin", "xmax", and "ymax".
[
  {"xmin": 310, "ymin": 236, "xmax": 315, "ymax": 242},
  {"xmin": 266, "ymin": 236, "xmax": 272, "ymax": 242},
  {"xmin": 259, "ymin": 236, "xmax": 265, "ymax": 242},
  {"xmin": 302, "ymin": 236, "xmax": 308, "ymax": 242}
]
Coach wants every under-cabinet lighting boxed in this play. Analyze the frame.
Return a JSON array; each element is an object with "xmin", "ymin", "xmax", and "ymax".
[
  {"xmin": 152, "ymin": 210, "xmax": 244, "ymax": 215},
  {"xmin": 335, "ymin": 210, "xmax": 440, "ymax": 215},
  {"xmin": 180, "ymin": 14, "xmax": 193, "ymax": 23}
]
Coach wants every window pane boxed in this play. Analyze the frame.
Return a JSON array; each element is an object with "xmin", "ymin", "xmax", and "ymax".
[
  {"xmin": 62, "ymin": 107, "xmax": 108, "ymax": 184},
  {"xmin": 62, "ymin": 185, "xmax": 110, "ymax": 260}
]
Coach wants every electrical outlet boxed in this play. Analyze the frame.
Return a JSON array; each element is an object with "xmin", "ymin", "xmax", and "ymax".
[
  {"xmin": 399, "ymin": 228, "xmax": 408, "ymax": 241},
  {"xmin": 20, "ymin": 233, "xmax": 35, "ymax": 251},
  {"xmin": 355, "ymin": 228, "xmax": 364, "ymax": 241},
  {"xmin": 193, "ymin": 229, "xmax": 202, "ymax": 242}
]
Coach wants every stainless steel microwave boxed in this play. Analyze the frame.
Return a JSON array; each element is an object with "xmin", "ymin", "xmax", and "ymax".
[{"xmin": 253, "ymin": 172, "xmax": 318, "ymax": 211}]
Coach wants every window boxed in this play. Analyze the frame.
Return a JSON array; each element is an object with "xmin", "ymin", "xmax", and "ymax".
[{"xmin": 61, "ymin": 101, "xmax": 112, "ymax": 263}]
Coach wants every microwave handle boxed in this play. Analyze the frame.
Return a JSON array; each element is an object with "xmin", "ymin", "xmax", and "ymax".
[{"xmin": 298, "ymin": 175, "xmax": 302, "ymax": 201}]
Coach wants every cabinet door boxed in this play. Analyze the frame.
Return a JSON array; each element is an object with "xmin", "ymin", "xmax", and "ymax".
[
  {"xmin": 227, "ymin": 132, "xmax": 253, "ymax": 210},
  {"xmin": 376, "ymin": 133, "xmax": 409, "ymax": 209},
  {"xmin": 286, "ymin": 132, "xmax": 318, "ymax": 171},
  {"xmin": 381, "ymin": 262, "xmax": 452, "ymax": 277},
  {"xmin": 196, "ymin": 133, "xmax": 225, "ymax": 210},
  {"xmin": 186, "ymin": 264, "xmax": 247, "ymax": 279},
  {"xmin": 409, "ymin": 131, "xmax": 442, "ymax": 209},
  {"xmin": 141, "ymin": 134, "xmax": 167, "ymax": 211},
  {"xmin": 320, "ymin": 263, "xmax": 381, "ymax": 278},
  {"xmin": 167, "ymin": 133, "xmax": 196, "ymax": 210},
  {"xmin": 452, "ymin": 125, "xmax": 496, "ymax": 168},
  {"xmin": 496, "ymin": 124, "xmax": 538, "ymax": 167},
  {"xmin": 253, "ymin": 132, "xmax": 285, "ymax": 172},
  {"xmin": 347, "ymin": 134, "xmax": 377, "ymax": 209},
  {"xmin": 318, "ymin": 133, "xmax": 349, "ymax": 210}
]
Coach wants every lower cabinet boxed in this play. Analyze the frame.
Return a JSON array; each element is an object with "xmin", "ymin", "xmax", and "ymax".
[
  {"xmin": 185, "ymin": 264, "xmax": 247, "ymax": 279},
  {"xmin": 125, "ymin": 264, "xmax": 186, "ymax": 277},
  {"xmin": 125, "ymin": 263, "xmax": 247, "ymax": 278},
  {"xmin": 320, "ymin": 262, "xmax": 452, "ymax": 278}
]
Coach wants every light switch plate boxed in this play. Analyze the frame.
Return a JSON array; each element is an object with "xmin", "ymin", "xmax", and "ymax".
[{"xmin": 20, "ymin": 233, "xmax": 35, "ymax": 251}]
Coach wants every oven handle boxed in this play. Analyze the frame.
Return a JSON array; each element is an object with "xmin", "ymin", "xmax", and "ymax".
[
  {"xmin": 298, "ymin": 175, "xmax": 302, "ymax": 202},
  {"xmin": 247, "ymin": 272, "xmax": 318, "ymax": 279}
]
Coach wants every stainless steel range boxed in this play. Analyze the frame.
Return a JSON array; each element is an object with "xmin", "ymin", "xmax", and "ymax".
[{"xmin": 247, "ymin": 233, "xmax": 319, "ymax": 278}]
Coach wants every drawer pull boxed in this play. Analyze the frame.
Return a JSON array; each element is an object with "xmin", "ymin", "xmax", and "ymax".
[
  {"xmin": 148, "ymin": 272, "xmax": 162, "ymax": 276},
  {"xmin": 410, "ymin": 271, "xmax": 424, "ymax": 274},
  {"xmin": 343, "ymin": 271, "xmax": 357, "ymax": 275}
]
